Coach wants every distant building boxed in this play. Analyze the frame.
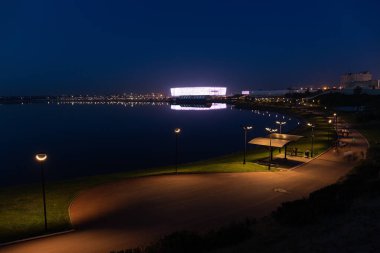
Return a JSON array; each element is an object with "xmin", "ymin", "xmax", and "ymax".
[
  {"xmin": 170, "ymin": 87, "xmax": 227, "ymax": 97},
  {"xmin": 170, "ymin": 87, "xmax": 227, "ymax": 102},
  {"xmin": 241, "ymin": 90, "xmax": 291, "ymax": 97},
  {"xmin": 341, "ymin": 71, "xmax": 372, "ymax": 84},
  {"xmin": 340, "ymin": 71, "xmax": 378, "ymax": 89}
]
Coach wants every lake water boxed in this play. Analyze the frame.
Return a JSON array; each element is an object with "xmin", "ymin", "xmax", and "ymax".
[{"xmin": 0, "ymin": 102, "xmax": 298, "ymax": 186}]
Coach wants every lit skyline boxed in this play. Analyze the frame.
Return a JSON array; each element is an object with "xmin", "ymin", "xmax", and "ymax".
[{"xmin": 1, "ymin": 0, "xmax": 380, "ymax": 95}]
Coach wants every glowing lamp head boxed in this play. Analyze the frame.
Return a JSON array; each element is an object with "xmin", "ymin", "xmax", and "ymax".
[
  {"xmin": 265, "ymin": 128, "xmax": 278, "ymax": 133},
  {"xmin": 307, "ymin": 123, "xmax": 315, "ymax": 127},
  {"xmin": 174, "ymin": 128, "xmax": 181, "ymax": 134},
  {"xmin": 333, "ymin": 113, "xmax": 337, "ymax": 117},
  {"xmin": 35, "ymin": 154, "xmax": 47, "ymax": 162},
  {"xmin": 328, "ymin": 119, "xmax": 332, "ymax": 124},
  {"xmin": 243, "ymin": 126, "xmax": 253, "ymax": 130}
]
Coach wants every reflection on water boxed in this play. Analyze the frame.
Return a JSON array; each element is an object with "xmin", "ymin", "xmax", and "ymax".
[
  {"xmin": 56, "ymin": 101, "xmax": 169, "ymax": 107},
  {"xmin": 57, "ymin": 101, "xmax": 228, "ymax": 111},
  {"xmin": 171, "ymin": 103, "xmax": 227, "ymax": 111},
  {"xmin": 0, "ymin": 103, "xmax": 298, "ymax": 186}
]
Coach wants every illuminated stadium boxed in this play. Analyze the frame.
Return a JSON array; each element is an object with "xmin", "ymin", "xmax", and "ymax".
[{"xmin": 170, "ymin": 87, "xmax": 227, "ymax": 97}]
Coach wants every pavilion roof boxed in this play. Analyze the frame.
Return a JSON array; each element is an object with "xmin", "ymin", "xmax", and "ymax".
[
  {"xmin": 248, "ymin": 137, "xmax": 291, "ymax": 148},
  {"xmin": 268, "ymin": 133, "xmax": 303, "ymax": 142}
]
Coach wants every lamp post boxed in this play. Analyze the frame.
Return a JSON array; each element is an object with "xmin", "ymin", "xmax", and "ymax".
[
  {"xmin": 265, "ymin": 128, "xmax": 278, "ymax": 170},
  {"xmin": 275, "ymin": 121, "xmax": 286, "ymax": 154},
  {"xmin": 328, "ymin": 119, "xmax": 332, "ymax": 141},
  {"xmin": 307, "ymin": 123, "xmax": 315, "ymax": 157},
  {"xmin": 334, "ymin": 113, "xmax": 338, "ymax": 148},
  {"xmin": 333, "ymin": 113, "xmax": 338, "ymax": 131},
  {"xmin": 35, "ymin": 153, "xmax": 48, "ymax": 232},
  {"xmin": 174, "ymin": 128, "xmax": 181, "ymax": 174},
  {"xmin": 275, "ymin": 121, "xmax": 286, "ymax": 134},
  {"xmin": 243, "ymin": 126, "xmax": 253, "ymax": 165}
]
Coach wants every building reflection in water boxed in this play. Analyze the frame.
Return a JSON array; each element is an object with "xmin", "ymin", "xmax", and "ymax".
[{"xmin": 170, "ymin": 103, "xmax": 227, "ymax": 111}]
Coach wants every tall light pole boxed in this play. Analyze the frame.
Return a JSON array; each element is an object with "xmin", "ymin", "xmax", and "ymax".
[
  {"xmin": 334, "ymin": 113, "xmax": 338, "ymax": 148},
  {"xmin": 35, "ymin": 153, "xmax": 48, "ymax": 232},
  {"xmin": 243, "ymin": 126, "xmax": 253, "ymax": 165},
  {"xmin": 275, "ymin": 121, "xmax": 286, "ymax": 134},
  {"xmin": 275, "ymin": 121, "xmax": 286, "ymax": 154},
  {"xmin": 307, "ymin": 123, "xmax": 315, "ymax": 157},
  {"xmin": 265, "ymin": 128, "xmax": 278, "ymax": 170},
  {"xmin": 328, "ymin": 119, "xmax": 332, "ymax": 142},
  {"xmin": 174, "ymin": 128, "xmax": 181, "ymax": 174}
]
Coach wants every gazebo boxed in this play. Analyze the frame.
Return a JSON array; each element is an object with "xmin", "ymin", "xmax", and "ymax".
[{"xmin": 248, "ymin": 133, "xmax": 303, "ymax": 160}]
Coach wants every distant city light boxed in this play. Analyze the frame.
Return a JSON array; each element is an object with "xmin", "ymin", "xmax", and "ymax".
[{"xmin": 170, "ymin": 87, "xmax": 227, "ymax": 97}]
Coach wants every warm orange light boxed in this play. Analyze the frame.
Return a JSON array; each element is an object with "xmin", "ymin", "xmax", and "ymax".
[
  {"xmin": 174, "ymin": 128, "xmax": 181, "ymax": 134},
  {"xmin": 35, "ymin": 154, "xmax": 47, "ymax": 162},
  {"xmin": 265, "ymin": 128, "xmax": 277, "ymax": 133}
]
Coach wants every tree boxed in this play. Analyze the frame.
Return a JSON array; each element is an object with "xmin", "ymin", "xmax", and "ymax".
[{"xmin": 353, "ymin": 86, "xmax": 363, "ymax": 95}]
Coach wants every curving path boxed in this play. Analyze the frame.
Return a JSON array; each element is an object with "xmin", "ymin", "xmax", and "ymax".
[{"xmin": 0, "ymin": 128, "xmax": 368, "ymax": 253}]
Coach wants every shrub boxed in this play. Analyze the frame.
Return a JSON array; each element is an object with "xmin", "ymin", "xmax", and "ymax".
[
  {"xmin": 114, "ymin": 220, "xmax": 254, "ymax": 253},
  {"xmin": 273, "ymin": 147, "xmax": 380, "ymax": 226}
]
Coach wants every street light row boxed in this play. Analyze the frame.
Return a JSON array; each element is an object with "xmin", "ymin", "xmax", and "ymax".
[
  {"xmin": 245, "ymin": 117, "xmax": 334, "ymax": 167},
  {"xmin": 34, "ymin": 114, "xmax": 337, "ymax": 232}
]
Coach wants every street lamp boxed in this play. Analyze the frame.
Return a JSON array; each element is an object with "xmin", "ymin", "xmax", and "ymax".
[
  {"xmin": 35, "ymin": 153, "xmax": 48, "ymax": 232},
  {"xmin": 174, "ymin": 128, "xmax": 181, "ymax": 174},
  {"xmin": 333, "ymin": 113, "xmax": 339, "ymax": 148},
  {"xmin": 265, "ymin": 128, "xmax": 278, "ymax": 170},
  {"xmin": 307, "ymin": 123, "xmax": 315, "ymax": 157},
  {"xmin": 242, "ymin": 126, "xmax": 253, "ymax": 165},
  {"xmin": 275, "ymin": 121, "xmax": 286, "ymax": 134},
  {"xmin": 328, "ymin": 119, "xmax": 332, "ymax": 141}
]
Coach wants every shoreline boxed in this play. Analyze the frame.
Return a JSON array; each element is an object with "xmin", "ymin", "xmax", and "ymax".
[
  {"xmin": 0, "ymin": 113, "xmax": 368, "ymax": 252},
  {"xmin": 0, "ymin": 102, "xmax": 333, "ymax": 244}
]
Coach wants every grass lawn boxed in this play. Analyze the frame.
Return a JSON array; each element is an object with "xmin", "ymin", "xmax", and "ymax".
[
  {"xmin": 0, "ymin": 105, "xmax": 333, "ymax": 243},
  {"xmin": 340, "ymin": 112, "xmax": 380, "ymax": 147}
]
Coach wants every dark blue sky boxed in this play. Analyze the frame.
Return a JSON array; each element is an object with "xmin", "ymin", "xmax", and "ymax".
[{"xmin": 1, "ymin": 0, "xmax": 380, "ymax": 95}]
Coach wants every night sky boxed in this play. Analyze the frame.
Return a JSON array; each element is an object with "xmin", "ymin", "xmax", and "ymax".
[{"xmin": 1, "ymin": 0, "xmax": 380, "ymax": 95}]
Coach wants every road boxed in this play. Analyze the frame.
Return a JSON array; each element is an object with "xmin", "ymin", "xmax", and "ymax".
[{"xmin": 0, "ymin": 128, "xmax": 368, "ymax": 253}]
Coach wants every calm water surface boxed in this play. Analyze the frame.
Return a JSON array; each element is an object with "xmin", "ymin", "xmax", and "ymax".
[{"xmin": 0, "ymin": 102, "xmax": 298, "ymax": 185}]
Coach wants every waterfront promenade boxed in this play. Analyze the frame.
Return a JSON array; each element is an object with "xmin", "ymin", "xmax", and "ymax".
[{"xmin": 0, "ymin": 127, "xmax": 368, "ymax": 253}]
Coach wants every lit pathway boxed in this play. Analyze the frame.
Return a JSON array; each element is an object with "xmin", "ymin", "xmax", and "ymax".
[{"xmin": 0, "ymin": 128, "xmax": 368, "ymax": 253}]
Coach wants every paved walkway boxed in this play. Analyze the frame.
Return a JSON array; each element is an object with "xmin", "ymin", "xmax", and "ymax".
[{"xmin": 0, "ymin": 127, "xmax": 368, "ymax": 253}]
